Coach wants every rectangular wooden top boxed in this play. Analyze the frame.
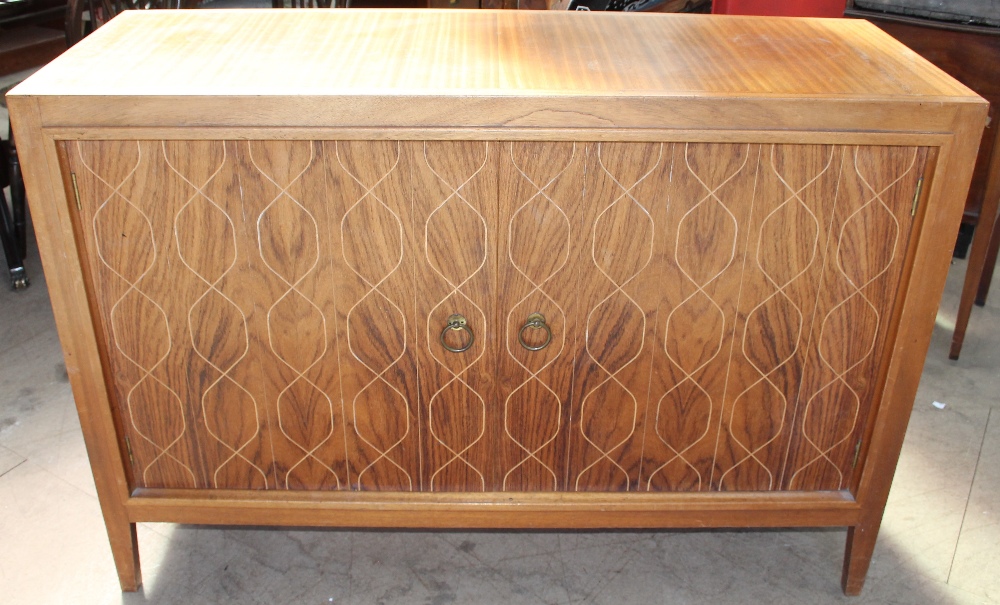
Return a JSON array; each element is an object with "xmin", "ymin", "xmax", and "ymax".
[
  {"xmin": 9, "ymin": 9, "xmax": 985, "ymax": 132},
  {"xmin": 14, "ymin": 8, "xmax": 975, "ymax": 98}
]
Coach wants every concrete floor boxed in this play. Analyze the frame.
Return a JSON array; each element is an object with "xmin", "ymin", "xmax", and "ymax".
[{"xmin": 3, "ymin": 72, "xmax": 1000, "ymax": 604}]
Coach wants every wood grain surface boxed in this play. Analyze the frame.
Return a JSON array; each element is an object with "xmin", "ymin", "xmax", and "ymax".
[
  {"xmin": 65, "ymin": 139, "xmax": 922, "ymax": 494},
  {"xmin": 8, "ymin": 10, "xmax": 983, "ymax": 135},
  {"xmin": 8, "ymin": 9, "xmax": 986, "ymax": 594},
  {"xmin": 13, "ymin": 10, "xmax": 970, "ymax": 98}
]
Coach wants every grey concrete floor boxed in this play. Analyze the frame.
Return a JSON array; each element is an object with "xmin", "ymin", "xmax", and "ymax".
[{"xmin": 3, "ymin": 72, "xmax": 1000, "ymax": 605}]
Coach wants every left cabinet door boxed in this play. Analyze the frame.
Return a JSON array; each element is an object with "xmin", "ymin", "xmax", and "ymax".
[
  {"xmin": 67, "ymin": 140, "xmax": 278, "ymax": 490},
  {"xmin": 65, "ymin": 140, "xmax": 429, "ymax": 491}
]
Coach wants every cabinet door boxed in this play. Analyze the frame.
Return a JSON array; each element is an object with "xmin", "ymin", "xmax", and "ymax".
[
  {"xmin": 497, "ymin": 142, "xmax": 587, "ymax": 491},
  {"xmin": 409, "ymin": 141, "xmax": 499, "ymax": 492},
  {"xmin": 555, "ymin": 142, "xmax": 924, "ymax": 493},
  {"xmin": 68, "ymin": 140, "xmax": 429, "ymax": 492},
  {"xmin": 780, "ymin": 145, "xmax": 927, "ymax": 491},
  {"xmin": 232, "ymin": 140, "xmax": 356, "ymax": 491},
  {"xmin": 707, "ymin": 145, "xmax": 926, "ymax": 492},
  {"xmin": 67, "ymin": 140, "xmax": 278, "ymax": 490},
  {"xmin": 564, "ymin": 142, "xmax": 763, "ymax": 492}
]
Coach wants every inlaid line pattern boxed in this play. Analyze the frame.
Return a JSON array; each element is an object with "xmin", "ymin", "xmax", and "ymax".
[
  {"xmin": 336, "ymin": 142, "xmax": 414, "ymax": 490},
  {"xmin": 789, "ymin": 147, "xmax": 916, "ymax": 489},
  {"xmin": 424, "ymin": 143, "xmax": 490, "ymax": 492},
  {"xmin": 647, "ymin": 144, "xmax": 750, "ymax": 491},
  {"xmin": 718, "ymin": 146, "xmax": 831, "ymax": 491},
  {"xmin": 502, "ymin": 143, "xmax": 575, "ymax": 491},
  {"xmin": 248, "ymin": 143, "xmax": 340, "ymax": 489},
  {"xmin": 575, "ymin": 143, "xmax": 661, "ymax": 492},
  {"xmin": 166, "ymin": 144, "xmax": 268, "ymax": 488},
  {"xmin": 82, "ymin": 143, "xmax": 197, "ymax": 487}
]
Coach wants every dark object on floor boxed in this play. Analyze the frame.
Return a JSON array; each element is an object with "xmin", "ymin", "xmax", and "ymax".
[
  {"xmin": 1, "ymin": 119, "xmax": 29, "ymax": 290},
  {"xmin": 955, "ymin": 222, "xmax": 976, "ymax": 259}
]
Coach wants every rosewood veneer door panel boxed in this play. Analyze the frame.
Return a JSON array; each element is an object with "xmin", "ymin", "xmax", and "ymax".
[
  {"xmin": 566, "ymin": 142, "xmax": 680, "ymax": 492},
  {"xmin": 639, "ymin": 143, "xmax": 763, "ymax": 492},
  {"xmin": 233, "ymin": 140, "xmax": 352, "ymax": 491},
  {"xmin": 708, "ymin": 144, "xmax": 846, "ymax": 492},
  {"xmin": 409, "ymin": 141, "xmax": 499, "ymax": 492},
  {"xmin": 66, "ymin": 140, "xmax": 276, "ymax": 490},
  {"xmin": 497, "ymin": 142, "xmax": 587, "ymax": 492},
  {"xmin": 320, "ymin": 141, "xmax": 423, "ymax": 491},
  {"xmin": 782, "ymin": 146, "xmax": 926, "ymax": 491}
]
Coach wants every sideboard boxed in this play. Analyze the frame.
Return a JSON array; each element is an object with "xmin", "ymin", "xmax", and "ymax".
[{"xmin": 7, "ymin": 9, "xmax": 986, "ymax": 596}]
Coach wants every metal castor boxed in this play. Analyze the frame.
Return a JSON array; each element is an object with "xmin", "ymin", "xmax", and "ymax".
[{"xmin": 9, "ymin": 266, "xmax": 29, "ymax": 290}]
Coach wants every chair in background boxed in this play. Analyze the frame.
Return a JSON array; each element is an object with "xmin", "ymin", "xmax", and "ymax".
[{"xmin": 1, "ymin": 119, "xmax": 28, "ymax": 289}]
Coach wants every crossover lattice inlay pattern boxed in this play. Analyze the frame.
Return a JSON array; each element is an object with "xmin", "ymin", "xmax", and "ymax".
[
  {"xmin": 649, "ymin": 144, "xmax": 749, "ymax": 491},
  {"xmin": 575, "ymin": 143, "xmax": 661, "ymax": 492},
  {"xmin": 81, "ymin": 142, "xmax": 198, "ymax": 488},
  {"xmin": 167, "ymin": 141, "xmax": 268, "ymax": 488},
  {"xmin": 336, "ymin": 142, "xmax": 414, "ymax": 490},
  {"xmin": 422, "ymin": 142, "xmax": 491, "ymax": 491},
  {"xmin": 787, "ymin": 147, "xmax": 919, "ymax": 490},
  {"xmin": 69, "ymin": 140, "xmax": 921, "ymax": 494},
  {"xmin": 502, "ymin": 143, "xmax": 576, "ymax": 491},
  {"xmin": 250, "ymin": 142, "xmax": 341, "ymax": 489},
  {"xmin": 717, "ymin": 146, "xmax": 831, "ymax": 490}
]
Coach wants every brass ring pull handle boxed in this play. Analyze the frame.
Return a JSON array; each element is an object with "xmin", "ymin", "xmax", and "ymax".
[
  {"xmin": 518, "ymin": 312, "xmax": 552, "ymax": 352},
  {"xmin": 440, "ymin": 314, "xmax": 475, "ymax": 353}
]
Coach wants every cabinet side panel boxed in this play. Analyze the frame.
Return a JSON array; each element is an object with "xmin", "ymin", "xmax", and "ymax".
[
  {"xmin": 410, "ymin": 141, "xmax": 499, "ymax": 492},
  {"xmin": 68, "ymin": 140, "xmax": 276, "ymax": 490},
  {"xmin": 321, "ymin": 141, "xmax": 423, "ymax": 491},
  {"xmin": 782, "ymin": 146, "xmax": 924, "ymax": 491},
  {"xmin": 639, "ymin": 142, "xmax": 761, "ymax": 492},
  {"xmin": 233, "ymin": 140, "xmax": 350, "ymax": 490},
  {"xmin": 565, "ymin": 142, "xmax": 674, "ymax": 492},
  {"xmin": 497, "ymin": 142, "xmax": 586, "ymax": 492},
  {"xmin": 708, "ymin": 144, "xmax": 843, "ymax": 491}
]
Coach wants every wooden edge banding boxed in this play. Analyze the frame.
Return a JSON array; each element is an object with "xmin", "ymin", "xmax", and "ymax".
[
  {"xmin": 40, "ymin": 127, "xmax": 954, "ymax": 146},
  {"xmin": 855, "ymin": 106, "xmax": 987, "ymax": 507},
  {"xmin": 8, "ymin": 98, "xmax": 142, "ymax": 592},
  {"xmin": 841, "ymin": 103, "xmax": 988, "ymax": 594},
  {"xmin": 126, "ymin": 489, "xmax": 860, "ymax": 529},
  {"xmin": 28, "ymin": 95, "xmax": 981, "ymax": 134},
  {"xmin": 849, "ymin": 146, "xmax": 941, "ymax": 497},
  {"xmin": 55, "ymin": 141, "xmax": 140, "ymax": 490}
]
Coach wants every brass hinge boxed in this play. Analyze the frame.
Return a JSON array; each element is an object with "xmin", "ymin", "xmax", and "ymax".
[
  {"xmin": 911, "ymin": 176, "xmax": 924, "ymax": 217},
  {"xmin": 853, "ymin": 439, "xmax": 863, "ymax": 468},
  {"xmin": 70, "ymin": 172, "xmax": 82, "ymax": 212},
  {"xmin": 124, "ymin": 436, "xmax": 135, "ymax": 468}
]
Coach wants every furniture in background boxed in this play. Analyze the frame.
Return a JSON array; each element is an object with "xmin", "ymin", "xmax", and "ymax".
[
  {"xmin": 0, "ymin": 0, "xmax": 65, "ymax": 77},
  {"xmin": 844, "ymin": 2, "xmax": 1000, "ymax": 358},
  {"xmin": 0, "ymin": 120, "xmax": 28, "ymax": 289},
  {"xmin": 712, "ymin": 0, "xmax": 844, "ymax": 17},
  {"xmin": 64, "ymin": 0, "xmax": 200, "ymax": 46},
  {"xmin": 8, "ymin": 9, "xmax": 985, "ymax": 597}
]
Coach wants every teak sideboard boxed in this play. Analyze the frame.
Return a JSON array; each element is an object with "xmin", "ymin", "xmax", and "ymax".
[{"xmin": 7, "ymin": 9, "xmax": 987, "ymax": 596}]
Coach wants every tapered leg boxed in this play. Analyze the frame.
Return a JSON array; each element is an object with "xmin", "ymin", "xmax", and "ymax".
[
  {"xmin": 107, "ymin": 521, "xmax": 142, "ymax": 591},
  {"xmin": 842, "ymin": 522, "xmax": 879, "ymax": 596},
  {"xmin": 974, "ymin": 211, "xmax": 1000, "ymax": 306}
]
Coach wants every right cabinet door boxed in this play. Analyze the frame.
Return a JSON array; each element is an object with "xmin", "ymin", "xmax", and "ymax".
[{"xmin": 499, "ymin": 142, "xmax": 926, "ymax": 493}]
